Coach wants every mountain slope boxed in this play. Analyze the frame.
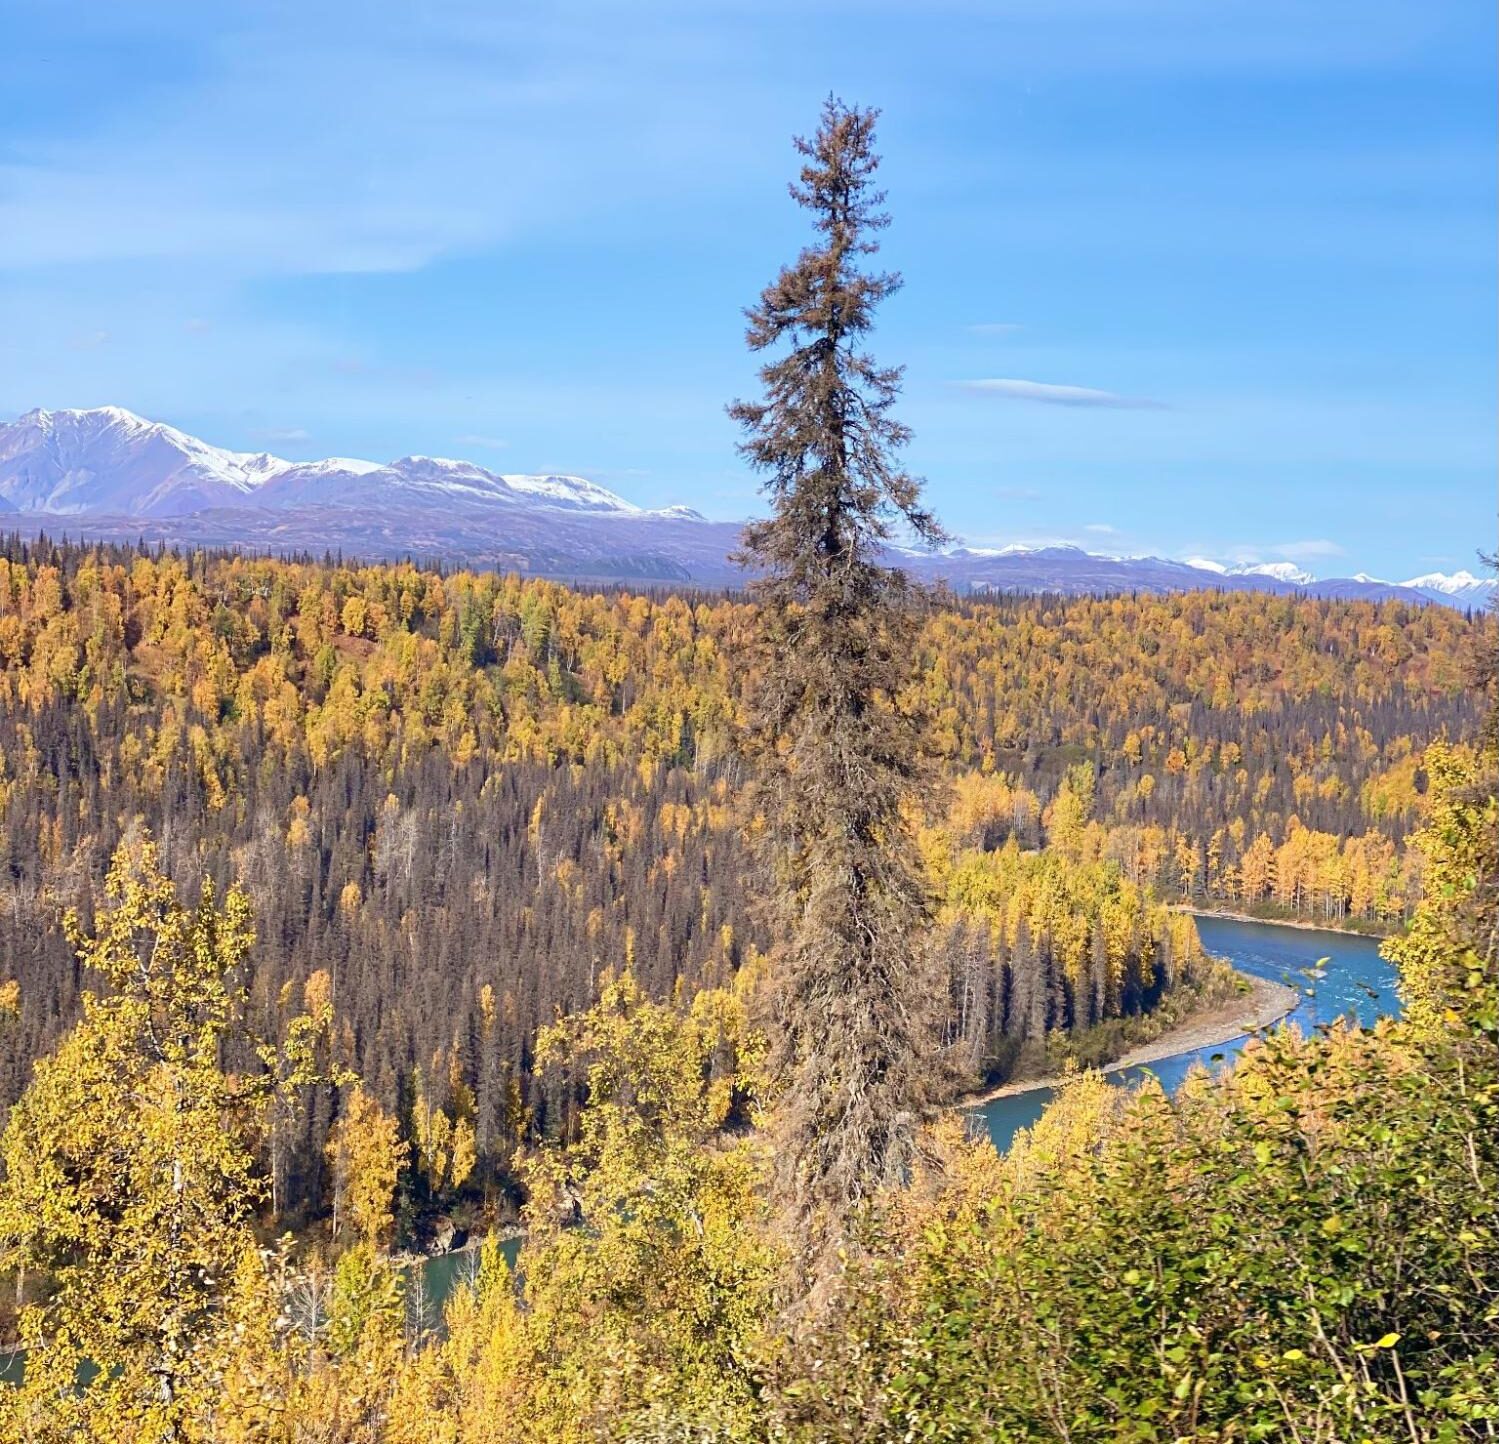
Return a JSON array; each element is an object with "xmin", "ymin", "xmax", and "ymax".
[
  {"xmin": 1400, "ymin": 570, "xmax": 1496, "ymax": 610},
  {"xmin": 0, "ymin": 407, "xmax": 287, "ymax": 516},
  {"xmin": 0, "ymin": 407, "xmax": 1481, "ymax": 608},
  {"xmin": 0, "ymin": 408, "xmax": 642, "ymax": 518}
]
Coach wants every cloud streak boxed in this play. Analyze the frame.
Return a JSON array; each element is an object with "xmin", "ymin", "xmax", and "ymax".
[
  {"xmin": 1185, "ymin": 538, "xmax": 1347, "ymax": 569},
  {"xmin": 955, "ymin": 378, "xmax": 1168, "ymax": 410},
  {"xmin": 1272, "ymin": 538, "xmax": 1344, "ymax": 560}
]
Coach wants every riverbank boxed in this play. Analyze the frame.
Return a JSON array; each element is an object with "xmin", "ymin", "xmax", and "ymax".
[
  {"xmin": 1175, "ymin": 904, "xmax": 1397, "ymax": 939},
  {"xmin": 966, "ymin": 970, "xmax": 1302, "ymax": 1106}
]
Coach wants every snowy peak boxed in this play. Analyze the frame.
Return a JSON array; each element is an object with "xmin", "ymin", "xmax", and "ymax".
[
  {"xmin": 498, "ymin": 472, "xmax": 639, "ymax": 513},
  {"xmin": 1399, "ymin": 570, "xmax": 1496, "ymax": 609},
  {"xmin": 1235, "ymin": 561, "xmax": 1316, "ymax": 585},
  {"xmin": 0, "ymin": 408, "xmax": 647, "ymax": 519},
  {"xmin": 0, "ymin": 406, "xmax": 291, "ymax": 515},
  {"xmin": 1186, "ymin": 558, "xmax": 1315, "ymax": 585},
  {"xmin": 946, "ymin": 542, "xmax": 1090, "ymax": 560},
  {"xmin": 1401, "ymin": 569, "xmax": 1491, "ymax": 593}
]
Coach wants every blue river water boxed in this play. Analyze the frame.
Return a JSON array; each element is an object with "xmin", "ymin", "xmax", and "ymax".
[{"xmin": 969, "ymin": 914, "xmax": 1400, "ymax": 1153}]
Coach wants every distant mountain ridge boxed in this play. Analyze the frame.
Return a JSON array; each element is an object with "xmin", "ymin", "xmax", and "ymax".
[
  {"xmin": 0, "ymin": 407, "xmax": 1487, "ymax": 610},
  {"xmin": 0, "ymin": 406, "xmax": 648, "ymax": 518}
]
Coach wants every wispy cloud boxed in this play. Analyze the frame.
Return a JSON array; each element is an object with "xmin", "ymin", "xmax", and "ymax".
[
  {"xmin": 455, "ymin": 433, "xmax": 509, "ymax": 450},
  {"xmin": 955, "ymin": 378, "xmax": 1168, "ymax": 410},
  {"xmin": 68, "ymin": 330, "xmax": 111, "ymax": 351},
  {"xmin": 1084, "ymin": 522, "xmax": 1117, "ymax": 534},
  {"xmin": 1184, "ymin": 538, "xmax": 1347, "ymax": 569},
  {"xmin": 254, "ymin": 426, "xmax": 311, "ymax": 443},
  {"xmin": 967, "ymin": 322, "xmax": 1023, "ymax": 336},
  {"xmin": 994, "ymin": 485, "xmax": 1041, "ymax": 501},
  {"xmin": 1272, "ymin": 539, "xmax": 1345, "ymax": 561}
]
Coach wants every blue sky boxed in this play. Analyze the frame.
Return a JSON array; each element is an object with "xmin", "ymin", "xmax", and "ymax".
[{"xmin": 2, "ymin": 0, "xmax": 1493, "ymax": 579}]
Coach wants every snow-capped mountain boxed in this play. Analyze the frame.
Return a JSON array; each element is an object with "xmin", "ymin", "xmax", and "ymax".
[
  {"xmin": 0, "ymin": 408, "xmax": 642, "ymax": 519},
  {"xmin": 0, "ymin": 409, "xmax": 1483, "ymax": 608},
  {"xmin": 917, "ymin": 546, "xmax": 1435, "ymax": 606},
  {"xmin": 1400, "ymin": 570, "xmax": 1496, "ymax": 610},
  {"xmin": 0, "ymin": 406, "xmax": 288, "ymax": 516},
  {"xmin": 253, "ymin": 455, "xmax": 640, "ymax": 514},
  {"xmin": 1184, "ymin": 558, "xmax": 1316, "ymax": 585}
]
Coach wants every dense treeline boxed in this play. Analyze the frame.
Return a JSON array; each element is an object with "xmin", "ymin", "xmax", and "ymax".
[
  {"xmin": 0, "ymin": 538, "xmax": 1486, "ymax": 1224},
  {"xmin": 0, "ymin": 537, "xmax": 1478, "ymax": 830},
  {"xmin": 936, "ymin": 839, "xmax": 1215, "ymax": 1079}
]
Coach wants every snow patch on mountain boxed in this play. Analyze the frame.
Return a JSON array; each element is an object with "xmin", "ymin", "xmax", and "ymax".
[
  {"xmin": 1185, "ymin": 557, "xmax": 1315, "ymax": 585},
  {"xmin": 1237, "ymin": 561, "xmax": 1316, "ymax": 585},
  {"xmin": 0, "ymin": 408, "xmax": 645, "ymax": 519},
  {"xmin": 0, "ymin": 406, "xmax": 292, "ymax": 515},
  {"xmin": 500, "ymin": 473, "xmax": 639, "ymax": 513},
  {"xmin": 1400, "ymin": 570, "xmax": 1495, "ymax": 609},
  {"xmin": 1402, "ymin": 569, "xmax": 1490, "ymax": 594}
]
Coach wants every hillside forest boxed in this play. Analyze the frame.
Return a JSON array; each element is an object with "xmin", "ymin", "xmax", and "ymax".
[{"xmin": 0, "ymin": 538, "xmax": 1485, "ymax": 1240}]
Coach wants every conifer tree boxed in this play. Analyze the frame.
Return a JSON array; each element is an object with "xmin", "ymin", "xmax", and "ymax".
[{"xmin": 730, "ymin": 96, "xmax": 947, "ymax": 1277}]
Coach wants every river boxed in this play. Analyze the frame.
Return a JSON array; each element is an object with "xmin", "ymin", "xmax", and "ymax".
[
  {"xmin": 416, "ymin": 917, "xmax": 1400, "ymax": 1313},
  {"xmin": 969, "ymin": 914, "xmax": 1400, "ymax": 1152}
]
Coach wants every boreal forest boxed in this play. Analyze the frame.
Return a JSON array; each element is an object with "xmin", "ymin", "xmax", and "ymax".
[
  {"xmin": 0, "ymin": 98, "xmax": 1493, "ymax": 1444},
  {"xmin": 0, "ymin": 542, "xmax": 1482, "ymax": 1220}
]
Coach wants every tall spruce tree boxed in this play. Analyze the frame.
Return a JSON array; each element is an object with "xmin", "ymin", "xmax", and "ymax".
[{"xmin": 730, "ymin": 97, "xmax": 947, "ymax": 1277}]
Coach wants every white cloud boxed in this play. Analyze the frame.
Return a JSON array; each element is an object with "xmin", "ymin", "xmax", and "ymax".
[
  {"xmin": 454, "ymin": 434, "xmax": 509, "ymax": 450},
  {"xmin": 967, "ymin": 322, "xmax": 1023, "ymax": 336},
  {"xmin": 1182, "ymin": 539, "xmax": 1346, "ymax": 571},
  {"xmin": 1271, "ymin": 538, "xmax": 1345, "ymax": 560},
  {"xmin": 0, "ymin": 6, "xmax": 779, "ymax": 277},
  {"xmin": 955, "ymin": 378, "xmax": 1167, "ymax": 409},
  {"xmin": 1084, "ymin": 522, "xmax": 1116, "ymax": 534},
  {"xmin": 254, "ymin": 426, "xmax": 311, "ymax": 443}
]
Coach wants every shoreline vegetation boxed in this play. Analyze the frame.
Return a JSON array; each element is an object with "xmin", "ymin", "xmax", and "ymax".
[
  {"xmin": 1175, "ymin": 902, "xmax": 1398, "ymax": 939},
  {"xmin": 964, "ymin": 968, "xmax": 1303, "ymax": 1107},
  {"xmin": 0, "ymin": 928, "xmax": 1341, "ymax": 1358},
  {"xmin": 408, "ymin": 922, "xmax": 1317, "ymax": 1307},
  {"xmin": 409, "ymin": 955, "xmax": 1307, "ymax": 1302}
]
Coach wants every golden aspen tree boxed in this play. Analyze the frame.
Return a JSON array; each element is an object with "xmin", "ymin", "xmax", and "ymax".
[
  {"xmin": 0, "ymin": 838, "xmax": 264, "ymax": 1438},
  {"xmin": 327, "ymin": 1085, "xmax": 408, "ymax": 1249},
  {"xmin": 0, "ymin": 835, "xmax": 342, "ymax": 1441}
]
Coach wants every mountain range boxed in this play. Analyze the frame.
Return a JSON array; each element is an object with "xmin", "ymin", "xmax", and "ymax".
[{"xmin": 1, "ymin": 407, "xmax": 1490, "ymax": 610}]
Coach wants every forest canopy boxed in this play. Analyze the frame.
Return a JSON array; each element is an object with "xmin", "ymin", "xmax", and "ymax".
[{"xmin": 0, "ymin": 537, "xmax": 1487, "ymax": 1231}]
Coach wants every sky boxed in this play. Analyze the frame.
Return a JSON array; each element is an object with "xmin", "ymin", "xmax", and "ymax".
[{"xmin": 2, "ymin": 0, "xmax": 1494, "ymax": 580}]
